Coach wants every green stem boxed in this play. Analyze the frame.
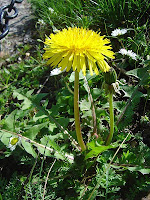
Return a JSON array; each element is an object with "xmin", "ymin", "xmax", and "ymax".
[
  {"xmin": 74, "ymin": 70, "xmax": 86, "ymax": 151},
  {"xmin": 106, "ymin": 90, "xmax": 114, "ymax": 145}
]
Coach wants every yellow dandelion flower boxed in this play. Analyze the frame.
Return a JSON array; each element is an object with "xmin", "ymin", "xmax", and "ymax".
[{"xmin": 43, "ymin": 27, "xmax": 115, "ymax": 76}]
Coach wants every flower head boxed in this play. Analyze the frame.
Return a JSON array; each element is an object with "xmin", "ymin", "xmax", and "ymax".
[
  {"xmin": 50, "ymin": 67, "xmax": 62, "ymax": 76},
  {"xmin": 37, "ymin": 19, "xmax": 45, "ymax": 26},
  {"xmin": 127, "ymin": 50, "xmax": 137, "ymax": 60},
  {"xmin": 118, "ymin": 48, "xmax": 137, "ymax": 60},
  {"xmin": 43, "ymin": 27, "xmax": 115, "ymax": 76},
  {"xmin": 48, "ymin": 7, "xmax": 54, "ymax": 14},
  {"xmin": 8, "ymin": 136, "xmax": 21, "ymax": 151},
  {"xmin": 111, "ymin": 28, "xmax": 127, "ymax": 37},
  {"xmin": 118, "ymin": 48, "xmax": 128, "ymax": 55}
]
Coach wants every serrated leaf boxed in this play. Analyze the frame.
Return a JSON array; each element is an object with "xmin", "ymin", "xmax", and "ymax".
[
  {"xmin": 24, "ymin": 122, "xmax": 48, "ymax": 140},
  {"xmin": 39, "ymin": 135, "xmax": 63, "ymax": 158},
  {"xmin": 57, "ymin": 117, "xmax": 69, "ymax": 129},
  {"xmin": 53, "ymin": 151, "xmax": 66, "ymax": 160},
  {"xmin": 3, "ymin": 110, "xmax": 17, "ymax": 131},
  {"xmin": 113, "ymin": 101, "xmax": 126, "ymax": 113},
  {"xmin": 96, "ymin": 108, "xmax": 108, "ymax": 117},
  {"xmin": 48, "ymin": 135, "xmax": 62, "ymax": 152},
  {"xmin": 126, "ymin": 66, "xmax": 149, "ymax": 81},
  {"xmin": 13, "ymin": 90, "xmax": 32, "ymax": 110},
  {"xmin": 33, "ymin": 110, "xmax": 48, "ymax": 122},
  {"xmin": 80, "ymin": 99, "xmax": 91, "ymax": 111},
  {"xmin": 0, "ymin": 130, "xmax": 12, "ymax": 146},
  {"xmin": 13, "ymin": 89, "xmax": 74, "ymax": 148},
  {"xmin": 126, "ymin": 68, "xmax": 139, "ymax": 79},
  {"xmin": 85, "ymin": 141, "xmax": 118, "ymax": 159},
  {"xmin": 120, "ymin": 85, "xmax": 134, "ymax": 98},
  {"xmin": 49, "ymin": 123, "xmax": 57, "ymax": 132},
  {"xmin": 138, "ymin": 168, "xmax": 150, "ymax": 175},
  {"xmin": 37, "ymin": 140, "xmax": 52, "ymax": 156},
  {"xmin": 82, "ymin": 110, "xmax": 92, "ymax": 118},
  {"xmin": 21, "ymin": 139, "xmax": 37, "ymax": 158},
  {"xmin": 92, "ymin": 88, "xmax": 102, "ymax": 99},
  {"xmin": 26, "ymin": 89, "xmax": 34, "ymax": 97},
  {"xmin": 37, "ymin": 145, "xmax": 52, "ymax": 157},
  {"xmin": 85, "ymin": 145, "xmax": 112, "ymax": 159},
  {"xmin": 33, "ymin": 93, "xmax": 48, "ymax": 103},
  {"xmin": 123, "ymin": 166, "xmax": 150, "ymax": 175}
]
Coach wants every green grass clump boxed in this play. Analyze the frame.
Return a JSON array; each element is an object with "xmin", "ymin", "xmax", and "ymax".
[{"xmin": 29, "ymin": 0, "xmax": 149, "ymax": 32}]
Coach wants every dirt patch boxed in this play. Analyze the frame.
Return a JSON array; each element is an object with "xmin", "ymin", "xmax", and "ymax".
[{"xmin": 0, "ymin": 0, "xmax": 35, "ymax": 57}]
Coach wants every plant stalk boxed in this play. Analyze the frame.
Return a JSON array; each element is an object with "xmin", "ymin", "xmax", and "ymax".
[
  {"xmin": 84, "ymin": 76, "xmax": 100, "ymax": 139},
  {"xmin": 106, "ymin": 90, "xmax": 114, "ymax": 145},
  {"xmin": 74, "ymin": 70, "xmax": 86, "ymax": 151}
]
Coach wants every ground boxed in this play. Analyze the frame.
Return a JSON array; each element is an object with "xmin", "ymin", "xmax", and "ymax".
[{"xmin": 0, "ymin": 0, "xmax": 34, "ymax": 56}]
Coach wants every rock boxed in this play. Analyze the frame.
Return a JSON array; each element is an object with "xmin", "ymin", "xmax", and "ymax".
[
  {"xmin": 141, "ymin": 192, "xmax": 150, "ymax": 200},
  {"xmin": 0, "ymin": 0, "xmax": 35, "ymax": 57}
]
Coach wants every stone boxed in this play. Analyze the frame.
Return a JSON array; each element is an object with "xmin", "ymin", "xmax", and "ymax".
[{"xmin": 0, "ymin": 0, "xmax": 35, "ymax": 56}]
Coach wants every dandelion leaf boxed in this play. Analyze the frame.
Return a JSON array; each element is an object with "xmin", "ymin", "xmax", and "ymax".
[{"xmin": 21, "ymin": 138, "xmax": 37, "ymax": 158}]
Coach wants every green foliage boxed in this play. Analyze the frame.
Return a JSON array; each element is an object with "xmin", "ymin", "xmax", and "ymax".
[
  {"xmin": 29, "ymin": 0, "xmax": 150, "ymax": 36},
  {"xmin": 0, "ymin": 173, "xmax": 22, "ymax": 200},
  {"xmin": 117, "ymin": 66, "xmax": 149, "ymax": 129},
  {"xmin": 123, "ymin": 175, "xmax": 150, "ymax": 200},
  {"xmin": 85, "ymin": 140, "xmax": 118, "ymax": 159}
]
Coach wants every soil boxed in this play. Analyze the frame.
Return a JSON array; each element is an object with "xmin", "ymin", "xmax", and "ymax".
[{"xmin": 0, "ymin": 0, "xmax": 35, "ymax": 57}]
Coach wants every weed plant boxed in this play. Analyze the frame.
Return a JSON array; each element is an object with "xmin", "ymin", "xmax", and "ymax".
[
  {"xmin": 29, "ymin": 0, "xmax": 150, "ymax": 33},
  {"xmin": 0, "ymin": 0, "xmax": 150, "ymax": 199}
]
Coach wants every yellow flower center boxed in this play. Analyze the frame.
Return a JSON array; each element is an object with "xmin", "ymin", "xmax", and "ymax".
[{"xmin": 10, "ymin": 137, "xmax": 19, "ymax": 145}]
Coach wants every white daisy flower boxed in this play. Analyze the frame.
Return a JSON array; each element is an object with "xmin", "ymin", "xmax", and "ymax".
[
  {"xmin": 118, "ymin": 48, "xmax": 137, "ymax": 60},
  {"xmin": 37, "ymin": 19, "xmax": 45, "ymax": 26},
  {"xmin": 48, "ymin": 7, "xmax": 55, "ymax": 14},
  {"xmin": 8, "ymin": 136, "xmax": 21, "ymax": 151},
  {"xmin": 127, "ymin": 50, "xmax": 137, "ymax": 60},
  {"xmin": 118, "ymin": 48, "xmax": 128, "ymax": 55},
  {"xmin": 50, "ymin": 68, "xmax": 63, "ymax": 76},
  {"xmin": 111, "ymin": 28, "xmax": 127, "ymax": 37}
]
